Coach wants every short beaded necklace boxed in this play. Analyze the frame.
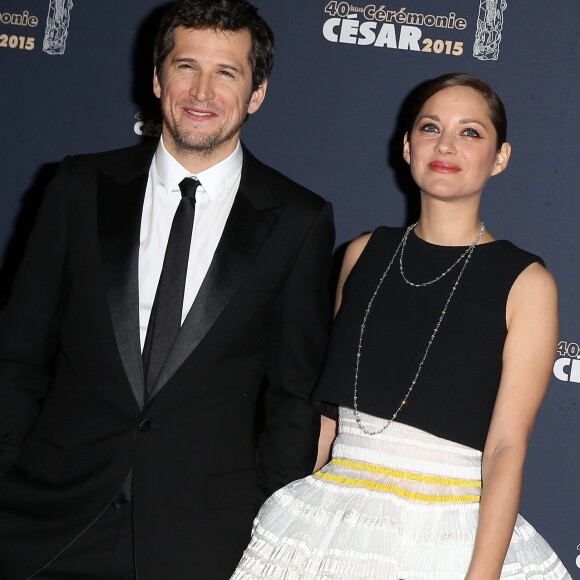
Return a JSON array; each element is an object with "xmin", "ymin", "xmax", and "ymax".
[{"xmin": 353, "ymin": 221, "xmax": 486, "ymax": 436}]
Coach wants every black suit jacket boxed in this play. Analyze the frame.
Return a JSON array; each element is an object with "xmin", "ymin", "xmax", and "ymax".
[{"xmin": 0, "ymin": 141, "xmax": 334, "ymax": 579}]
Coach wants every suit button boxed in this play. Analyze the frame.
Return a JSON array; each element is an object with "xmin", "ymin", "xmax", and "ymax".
[{"xmin": 139, "ymin": 419, "xmax": 152, "ymax": 432}]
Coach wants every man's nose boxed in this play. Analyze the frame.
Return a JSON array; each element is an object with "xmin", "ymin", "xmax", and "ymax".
[{"xmin": 189, "ymin": 73, "xmax": 215, "ymax": 102}]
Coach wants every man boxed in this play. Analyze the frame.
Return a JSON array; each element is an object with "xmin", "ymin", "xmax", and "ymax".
[{"xmin": 0, "ymin": 1, "xmax": 334, "ymax": 578}]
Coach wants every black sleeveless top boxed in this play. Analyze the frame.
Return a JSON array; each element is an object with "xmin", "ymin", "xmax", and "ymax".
[{"xmin": 313, "ymin": 227, "xmax": 543, "ymax": 451}]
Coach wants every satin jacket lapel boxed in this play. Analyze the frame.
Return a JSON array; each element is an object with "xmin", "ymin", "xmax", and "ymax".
[
  {"xmin": 98, "ymin": 146, "xmax": 154, "ymax": 409},
  {"xmin": 147, "ymin": 190, "xmax": 280, "ymax": 401}
]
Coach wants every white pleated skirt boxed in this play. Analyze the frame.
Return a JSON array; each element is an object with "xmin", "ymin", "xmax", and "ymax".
[{"xmin": 231, "ymin": 407, "xmax": 571, "ymax": 579}]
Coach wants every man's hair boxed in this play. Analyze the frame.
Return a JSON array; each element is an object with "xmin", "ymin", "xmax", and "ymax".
[{"xmin": 153, "ymin": 0, "xmax": 274, "ymax": 91}]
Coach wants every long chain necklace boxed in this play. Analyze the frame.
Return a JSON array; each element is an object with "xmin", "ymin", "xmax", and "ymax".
[
  {"xmin": 399, "ymin": 222, "xmax": 485, "ymax": 286},
  {"xmin": 353, "ymin": 221, "xmax": 486, "ymax": 436}
]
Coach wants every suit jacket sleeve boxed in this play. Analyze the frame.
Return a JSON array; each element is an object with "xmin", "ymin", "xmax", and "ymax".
[
  {"xmin": 0, "ymin": 159, "xmax": 70, "ymax": 475},
  {"xmin": 256, "ymin": 200, "xmax": 334, "ymax": 503}
]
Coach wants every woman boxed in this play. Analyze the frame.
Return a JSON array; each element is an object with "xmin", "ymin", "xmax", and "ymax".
[{"xmin": 231, "ymin": 73, "xmax": 571, "ymax": 579}]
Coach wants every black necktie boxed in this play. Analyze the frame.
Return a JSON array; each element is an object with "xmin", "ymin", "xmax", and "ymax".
[{"xmin": 142, "ymin": 177, "xmax": 199, "ymax": 395}]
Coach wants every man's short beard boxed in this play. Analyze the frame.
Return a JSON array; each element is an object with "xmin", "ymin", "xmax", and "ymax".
[{"xmin": 166, "ymin": 118, "xmax": 244, "ymax": 159}]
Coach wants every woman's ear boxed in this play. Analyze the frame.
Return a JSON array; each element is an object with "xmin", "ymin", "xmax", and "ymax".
[
  {"xmin": 491, "ymin": 142, "xmax": 511, "ymax": 176},
  {"xmin": 403, "ymin": 132, "xmax": 411, "ymax": 165}
]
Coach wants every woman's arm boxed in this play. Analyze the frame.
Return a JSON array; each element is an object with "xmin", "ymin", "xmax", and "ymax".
[
  {"xmin": 314, "ymin": 415, "xmax": 338, "ymax": 471},
  {"xmin": 466, "ymin": 262, "xmax": 558, "ymax": 580},
  {"xmin": 313, "ymin": 233, "xmax": 372, "ymax": 471}
]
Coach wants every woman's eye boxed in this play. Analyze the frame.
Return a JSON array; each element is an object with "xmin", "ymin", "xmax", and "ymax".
[
  {"xmin": 419, "ymin": 123, "xmax": 439, "ymax": 133},
  {"xmin": 462, "ymin": 127, "xmax": 481, "ymax": 138}
]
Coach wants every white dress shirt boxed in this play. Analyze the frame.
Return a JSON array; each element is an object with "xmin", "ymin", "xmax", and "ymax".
[{"xmin": 138, "ymin": 137, "xmax": 242, "ymax": 350}]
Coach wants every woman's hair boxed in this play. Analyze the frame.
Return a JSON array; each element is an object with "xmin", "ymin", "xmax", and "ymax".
[
  {"xmin": 407, "ymin": 72, "xmax": 507, "ymax": 150},
  {"xmin": 153, "ymin": 0, "xmax": 274, "ymax": 92}
]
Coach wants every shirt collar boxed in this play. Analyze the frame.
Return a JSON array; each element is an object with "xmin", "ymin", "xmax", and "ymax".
[{"xmin": 155, "ymin": 137, "xmax": 243, "ymax": 199}]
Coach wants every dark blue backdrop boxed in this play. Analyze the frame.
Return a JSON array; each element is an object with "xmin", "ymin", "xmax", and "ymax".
[{"xmin": 1, "ymin": 0, "xmax": 579, "ymax": 572}]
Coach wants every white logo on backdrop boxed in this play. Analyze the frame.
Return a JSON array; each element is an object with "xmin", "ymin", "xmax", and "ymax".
[
  {"xmin": 321, "ymin": 2, "xmax": 512, "ymax": 60},
  {"xmin": 553, "ymin": 340, "xmax": 580, "ymax": 384},
  {"xmin": 43, "ymin": 0, "xmax": 73, "ymax": 55},
  {"xmin": 134, "ymin": 112, "xmax": 162, "ymax": 138},
  {"xmin": 473, "ymin": 0, "xmax": 507, "ymax": 61}
]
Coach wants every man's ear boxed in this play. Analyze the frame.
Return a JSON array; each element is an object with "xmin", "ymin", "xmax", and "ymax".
[
  {"xmin": 491, "ymin": 142, "xmax": 511, "ymax": 176},
  {"xmin": 247, "ymin": 79, "xmax": 268, "ymax": 115},
  {"xmin": 153, "ymin": 66, "xmax": 161, "ymax": 99}
]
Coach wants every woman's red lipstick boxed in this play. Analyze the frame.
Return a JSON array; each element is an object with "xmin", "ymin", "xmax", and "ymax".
[{"xmin": 428, "ymin": 161, "xmax": 461, "ymax": 173}]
